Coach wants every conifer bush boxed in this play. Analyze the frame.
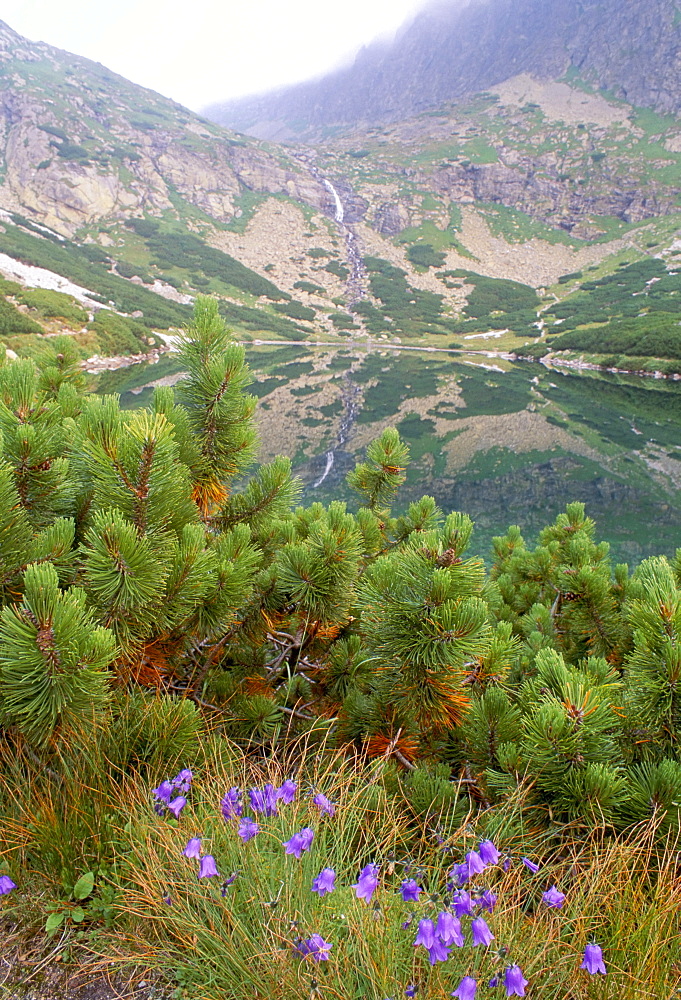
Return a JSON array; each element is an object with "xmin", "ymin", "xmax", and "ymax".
[{"xmin": 0, "ymin": 295, "xmax": 679, "ymax": 844}]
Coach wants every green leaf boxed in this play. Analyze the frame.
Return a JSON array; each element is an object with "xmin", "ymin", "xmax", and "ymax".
[
  {"xmin": 71, "ymin": 906, "xmax": 85, "ymax": 923},
  {"xmin": 45, "ymin": 911, "xmax": 65, "ymax": 935},
  {"xmin": 72, "ymin": 872, "xmax": 95, "ymax": 900}
]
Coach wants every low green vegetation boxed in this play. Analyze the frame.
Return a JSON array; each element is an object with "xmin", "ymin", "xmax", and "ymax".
[
  {"xmin": 546, "ymin": 259, "xmax": 681, "ymax": 360},
  {"xmin": 126, "ymin": 219, "xmax": 289, "ymax": 301},
  {"xmin": 17, "ymin": 287, "xmax": 88, "ymax": 325},
  {"xmin": 0, "ymin": 299, "xmax": 679, "ymax": 998},
  {"xmin": 0, "ymin": 222, "xmax": 193, "ymax": 329}
]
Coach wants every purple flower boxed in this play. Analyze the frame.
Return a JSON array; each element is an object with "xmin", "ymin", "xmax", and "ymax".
[
  {"xmin": 452, "ymin": 890, "xmax": 474, "ymax": 917},
  {"xmin": 478, "ymin": 839, "xmax": 499, "ymax": 865},
  {"xmin": 172, "ymin": 769, "xmax": 193, "ymax": 794},
  {"xmin": 0, "ymin": 875, "xmax": 17, "ymax": 894},
  {"xmin": 400, "ymin": 879, "xmax": 422, "ymax": 903},
  {"xmin": 304, "ymin": 933, "xmax": 333, "ymax": 962},
  {"xmin": 542, "ymin": 885, "xmax": 566, "ymax": 909},
  {"xmin": 221, "ymin": 787, "xmax": 243, "ymax": 820},
  {"xmin": 249, "ymin": 784, "xmax": 278, "ymax": 817},
  {"xmin": 581, "ymin": 942, "xmax": 606, "ymax": 975},
  {"xmin": 311, "ymin": 868, "xmax": 336, "ymax": 897},
  {"xmin": 152, "ymin": 779, "xmax": 174, "ymax": 804},
  {"xmin": 426, "ymin": 938, "xmax": 451, "ymax": 965},
  {"xmin": 162, "ymin": 894, "xmax": 172, "ymax": 906},
  {"xmin": 521, "ymin": 857, "xmax": 539, "ymax": 873},
  {"xmin": 471, "ymin": 916, "xmax": 495, "ymax": 947},
  {"xmin": 451, "ymin": 977, "xmax": 477, "ymax": 1000},
  {"xmin": 466, "ymin": 850, "xmax": 486, "ymax": 877},
  {"xmin": 413, "ymin": 918, "xmax": 435, "ymax": 949},
  {"xmin": 502, "ymin": 857, "xmax": 511, "ymax": 872},
  {"xmin": 198, "ymin": 855, "xmax": 219, "ymax": 878},
  {"xmin": 312, "ymin": 792, "xmax": 335, "ymax": 817},
  {"xmin": 477, "ymin": 889, "xmax": 498, "ymax": 912},
  {"xmin": 167, "ymin": 796, "xmax": 187, "ymax": 819},
  {"xmin": 449, "ymin": 862, "xmax": 469, "ymax": 887},
  {"xmin": 488, "ymin": 977, "xmax": 499, "ymax": 988},
  {"xmin": 353, "ymin": 863, "xmax": 379, "ymax": 902},
  {"xmin": 220, "ymin": 872, "xmax": 238, "ymax": 895},
  {"xmin": 504, "ymin": 964, "xmax": 529, "ymax": 996},
  {"xmin": 436, "ymin": 911, "xmax": 464, "ymax": 947},
  {"xmin": 405, "ymin": 985, "xmax": 418, "ymax": 998},
  {"xmin": 182, "ymin": 837, "xmax": 202, "ymax": 859},
  {"xmin": 238, "ymin": 816, "xmax": 259, "ymax": 842},
  {"xmin": 283, "ymin": 827, "xmax": 315, "ymax": 859},
  {"xmin": 277, "ymin": 779, "xmax": 297, "ymax": 804}
]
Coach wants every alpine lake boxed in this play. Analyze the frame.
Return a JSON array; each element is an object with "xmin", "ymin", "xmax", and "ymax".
[{"xmin": 95, "ymin": 343, "xmax": 681, "ymax": 566}]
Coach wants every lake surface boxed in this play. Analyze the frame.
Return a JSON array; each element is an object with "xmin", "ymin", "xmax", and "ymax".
[{"xmin": 96, "ymin": 344, "xmax": 681, "ymax": 565}]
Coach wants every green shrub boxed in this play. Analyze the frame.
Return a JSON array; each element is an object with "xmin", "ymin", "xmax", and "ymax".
[{"xmin": 18, "ymin": 288, "xmax": 88, "ymax": 325}]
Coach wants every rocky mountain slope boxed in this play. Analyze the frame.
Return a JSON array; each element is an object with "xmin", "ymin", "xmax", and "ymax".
[
  {"xmin": 208, "ymin": 0, "xmax": 681, "ymax": 136},
  {"xmin": 0, "ymin": 19, "xmax": 334, "ymax": 236},
  {"xmin": 0, "ymin": 15, "xmax": 680, "ymax": 366}
]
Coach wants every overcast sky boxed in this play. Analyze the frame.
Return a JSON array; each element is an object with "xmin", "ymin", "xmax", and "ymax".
[{"xmin": 4, "ymin": 0, "xmax": 433, "ymax": 111}]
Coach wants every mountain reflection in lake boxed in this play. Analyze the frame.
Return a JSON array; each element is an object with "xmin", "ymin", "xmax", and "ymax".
[{"xmin": 98, "ymin": 345, "xmax": 681, "ymax": 564}]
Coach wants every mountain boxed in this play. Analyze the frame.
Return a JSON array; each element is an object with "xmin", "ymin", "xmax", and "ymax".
[
  {"xmin": 0, "ymin": 19, "xmax": 330, "ymax": 236},
  {"xmin": 0, "ymin": 14, "xmax": 680, "ymax": 371},
  {"xmin": 207, "ymin": 0, "xmax": 681, "ymax": 137}
]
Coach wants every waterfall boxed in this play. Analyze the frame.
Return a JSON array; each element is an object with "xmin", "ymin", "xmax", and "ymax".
[
  {"xmin": 312, "ymin": 450, "xmax": 335, "ymax": 488},
  {"xmin": 323, "ymin": 179, "xmax": 344, "ymax": 224}
]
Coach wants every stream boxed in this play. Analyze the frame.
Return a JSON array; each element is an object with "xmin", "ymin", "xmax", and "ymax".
[
  {"xmin": 312, "ymin": 375, "xmax": 362, "ymax": 487},
  {"xmin": 297, "ymin": 155, "xmax": 367, "ymax": 306}
]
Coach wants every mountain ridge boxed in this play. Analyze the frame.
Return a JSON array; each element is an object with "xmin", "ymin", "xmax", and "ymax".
[{"xmin": 206, "ymin": 0, "xmax": 681, "ymax": 138}]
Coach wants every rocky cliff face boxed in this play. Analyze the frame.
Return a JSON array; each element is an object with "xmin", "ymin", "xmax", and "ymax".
[
  {"xmin": 208, "ymin": 0, "xmax": 681, "ymax": 134},
  {"xmin": 0, "ymin": 20, "xmax": 333, "ymax": 235}
]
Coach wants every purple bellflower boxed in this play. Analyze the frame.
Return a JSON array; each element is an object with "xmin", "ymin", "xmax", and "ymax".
[
  {"xmin": 405, "ymin": 985, "xmax": 418, "ymax": 998},
  {"xmin": 0, "ymin": 875, "xmax": 17, "ymax": 894},
  {"xmin": 311, "ymin": 868, "xmax": 336, "ymax": 897},
  {"xmin": 452, "ymin": 890, "xmax": 475, "ymax": 917},
  {"xmin": 198, "ymin": 855, "xmax": 219, "ymax": 879},
  {"xmin": 426, "ymin": 938, "xmax": 451, "ymax": 965},
  {"xmin": 277, "ymin": 779, "xmax": 297, "ymax": 804},
  {"xmin": 413, "ymin": 918, "xmax": 435, "ymax": 950},
  {"xmin": 449, "ymin": 862, "xmax": 469, "ymax": 887},
  {"xmin": 182, "ymin": 837, "xmax": 202, "ymax": 859},
  {"xmin": 581, "ymin": 942, "xmax": 606, "ymax": 975},
  {"xmin": 221, "ymin": 787, "xmax": 243, "ymax": 819},
  {"xmin": 400, "ymin": 879, "xmax": 422, "ymax": 903},
  {"xmin": 521, "ymin": 857, "xmax": 539, "ymax": 873},
  {"xmin": 312, "ymin": 792, "xmax": 335, "ymax": 816},
  {"xmin": 301, "ymin": 933, "xmax": 333, "ymax": 962},
  {"xmin": 478, "ymin": 889, "xmax": 498, "ymax": 912},
  {"xmin": 172, "ymin": 769, "xmax": 193, "ymax": 794},
  {"xmin": 167, "ymin": 796, "xmax": 186, "ymax": 819},
  {"xmin": 152, "ymin": 780, "xmax": 173, "ymax": 804},
  {"xmin": 283, "ymin": 827, "xmax": 315, "ymax": 858},
  {"xmin": 220, "ymin": 872, "xmax": 239, "ymax": 896},
  {"xmin": 478, "ymin": 839, "xmax": 499, "ymax": 865},
  {"xmin": 488, "ymin": 977, "xmax": 499, "ymax": 988},
  {"xmin": 504, "ymin": 964, "xmax": 529, "ymax": 996},
  {"xmin": 471, "ymin": 916, "xmax": 495, "ymax": 946},
  {"xmin": 542, "ymin": 885, "xmax": 566, "ymax": 909},
  {"xmin": 436, "ymin": 910, "xmax": 464, "ymax": 947},
  {"xmin": 249, "ymin": 784, "xmax": 279, "ymax": 817},
  {"xmin": 451, "ymin": 977, "xmax": 477, "ymax": 1000},
  {"xmin": 353, "ymin": 863, "xmax": 379, "ymax": 902},
  {"xmin": 466, "ymin": 850, "xmax": 486, "ymax": 877},
  {"xmin": 238, "ymin": 816, "xmax": 259, "ymax": 842}
]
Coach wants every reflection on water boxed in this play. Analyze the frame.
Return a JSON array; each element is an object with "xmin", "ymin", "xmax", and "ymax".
[{"xmin": 97, "ymin": 345, "xmax": 681, "ymax": 565}]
